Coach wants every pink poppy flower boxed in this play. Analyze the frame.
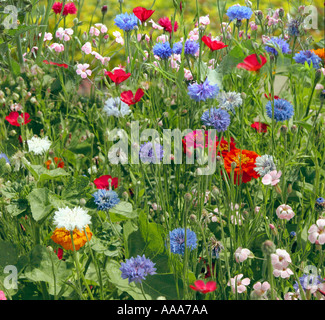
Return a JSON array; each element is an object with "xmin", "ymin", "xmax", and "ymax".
[
  {"xmin": 308, "ymin": 218, "xmax": 325, "ymax": 245},
  {"xmin": 190, "ymin": 280, "xmax": 217, "ymax": 294},
  {"xmin": 262, "ymin": 170, "xmax": 282, "ymax": 186},
  {"xmin": 228, "ymin": 274, "xmax": 250, "ymax": 293}
]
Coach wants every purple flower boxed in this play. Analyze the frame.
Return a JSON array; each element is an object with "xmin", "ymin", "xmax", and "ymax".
[
  {"xmin": 201, "ymin": 107, "xmax": 231, "ymax": 132},
  {"xmin": 188, "ymin": 79, "xmax": 219, "ymax": 101},
  {"xmin": 184, "ymin": 39, "xmax": 199, "ymax": 55},
  {"xmin": 139, "ymin": 142, "xmax": 164, "ymax": 163},
  {"xmin": 120, "ymin": 255, "xmax": 157, "ymax": 284}
]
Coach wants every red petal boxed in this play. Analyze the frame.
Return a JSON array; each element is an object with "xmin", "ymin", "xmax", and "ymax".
[
  {"xmin": 133, "ymin": 7, "xmax": 155, "ymax": 22},
  {"xmin": 120, "ymin": 90, "xmax": 134, "ymax": 105},
  {"xmin": 134, "ymin": 88, "xmax": 144, "ymax": 102}
]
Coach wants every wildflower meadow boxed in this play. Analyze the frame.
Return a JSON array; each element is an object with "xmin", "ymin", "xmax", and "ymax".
[{"xmin": 0, "ymin": 0, "xmax": 325, "ymax": 306}]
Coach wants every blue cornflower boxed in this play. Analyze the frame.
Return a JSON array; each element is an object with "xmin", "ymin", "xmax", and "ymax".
[
  {"xmin": 139, "ymin": 142, "xmax": 164, "ymax": 164},
  {"xmin": 120, "ymin": 255, "xmax": 156, "ymax": 284},
  {"xmin": 217, "ymin": 91, "xmax": 243, "ymax": 114},
  {"xmin": 169, "ymin": 228, "xmax": 197, "ymax": 255},
  {"xmin": 172, "ymin": 41, "xmax": 183, "ymax": 54},
  {"xmin": 0, "ymin": 153, "xmax": 10, "ymax": 164},
  {"xmin": 226, "ymin": 5, "xmax": 253, "ymax": 21},
  {"xmin": 265, "ymin": 98, "xmax": 294, "ymax": 122},
  {"xmin": 293, "ymin": 274, "xmax": 323, "ymax": 292},
  {"xmin": 92, "ymin": 189, "xmax": 120, "ymax": 211},
  {"xmin": 114, "ymin": 12, "xmax": 139, "ymax": 32},
  {"xmin": 290, "ymin": 231, "xmax": 296, "ymax": 238},
  {"xmin": 265, "ymin": 37, "xmax": 291, "ymax": 56},
  {"xmin": 201, "ymin": 108, "xmax": 231, "ymax": 132},
  {"xmin": 287, "ymin": 19, "xmax": 301, "ymax": 37},
  {"xmin": 316, "ymin": 197, "xmax": 325, "ymax": 204},
  {"xmin": 188, "ymin": 79, "xmax": 219, "ymax": 102},
  {"xmin": 315, "ymin": 197, "xmax": 325, "ymax": 211},
  {"xmin": 153, "ymin": 42, "xmax": 172, "ymax": 59},
  {"xmin": 293, "ymin": 50, "xmax": 322, "ymax": 69},
  {"xmin": 184, "ymin": 39, "xmax": 199, "ymax": 55}
]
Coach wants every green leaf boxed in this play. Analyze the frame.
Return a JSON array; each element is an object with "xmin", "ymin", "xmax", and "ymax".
[
  {"xmin": 139, "ymin": 210, "xmax": 165, "ymax": 255},
  {"xmin": 27, "ymin": 188, "xmax": 53, "ymax": 221},
  {"xmin": 39, "ymin": 168, "xmax": 69, "ymax": 182},
  {"xmin": 109, "ymin": 201, "xmax": 137, "ymax": 222},
  {"xmin": 23, "ymin": 245, "xmax": 73, "ymax": 297},
  {"xmin": 206, "ymin": 69, "xmax": 223, "ymax": 90},
  {"xmin": 217, "ymin": 45, "xmax": 246, "ymax": 74},
  {"xmin": 0, "ymin": 240, "xmax": 19, "ymax": 271}
]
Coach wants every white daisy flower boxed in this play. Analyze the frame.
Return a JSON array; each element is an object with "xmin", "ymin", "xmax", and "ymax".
[
  {"xmin": 53, "ymin": 206, "xmax": 91, "ymax": 231},
  {"xmin": 27, "ymin": 136, "xmax": 52, "ymax": 155}
]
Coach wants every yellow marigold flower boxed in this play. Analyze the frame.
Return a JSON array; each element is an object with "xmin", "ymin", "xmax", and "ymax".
[
  {"xmin": 51, "ymin": 226, "xmax": 92, "ymax": 251},
  {"xmin": 311, "ymin": 48, "xmax": 325, "ymax": 61}
]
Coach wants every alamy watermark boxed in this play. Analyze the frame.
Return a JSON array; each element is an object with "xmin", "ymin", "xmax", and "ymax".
[{"xmin": 1, "ymin": 265, "xmax": 18, "ymax": 290}]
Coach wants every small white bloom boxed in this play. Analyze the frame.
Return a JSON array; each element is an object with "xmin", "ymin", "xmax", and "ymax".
[
  {"xmin": 27, "ymin": 136, "xmax": 52, "ymax": 155},
  {"xmin": 108, "ymin": 147, "xmax": 128, "ymax": 164},
  {"xmin": 53, "ymin": 206, "xmax": 91, "ymax": 231},
  {"xmin": 103, "ymin": 97, "xmax": 131, "ymax": 118}
]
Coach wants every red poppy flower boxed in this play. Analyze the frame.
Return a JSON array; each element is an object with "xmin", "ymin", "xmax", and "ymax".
[
  {"xmin": 133, "ymin": 7, "xmax": 155, "ymax": 22},
  {"xmin": 190, "ymin": 280, "xmax": 217, "ymax": 294},
  {"xmin": 105, "ymin": 69, "xmax": 131, "ymax": 85},
  {"xmin": 52, "ymin": 1, "xmax": 63, "ymax": 14},
  {"xmin": 157, "ymin": 17, "xmax": 178, "ymax": 33},
  {"xmin": 201, "ymin": 36, "xmax": 228, "ymax": 51},
  {"xmin": 120, "ymin": 88, "xmax": 144, "ymax": 105},
  {"xmin": 43, "ymin": 60, "xmax": 68, "ymax": 69},
  {"xmin": 5, "ymin": 111, "xmax": 31, "ymax": 127},
  {"xmin": 223, "ymin": 148, "xmax": 260, "ymax": 184},
  {"xmin": 94, "ymin": 175, "xmax": 118, "ymax": 190},
  {"xmin": 251, "ymin": 122, "xmax": 269, "ymax": 133},
  {"xmin": 237, "ymin": 54, "xmax": 267, "ymax": 71},
  {"xmin": 63, "ymin": 2, "xmax": 77, "ymax": 16},
  {"xmin": 264, "ymin": 93, "xmax": 279, "ymax": 100},
  {"xmin": 55, "ymin": 248, "xmax": 63, "ymax": 260}
]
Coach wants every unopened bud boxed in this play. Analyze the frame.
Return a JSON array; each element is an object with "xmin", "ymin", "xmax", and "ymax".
[
  {"xmin": 189, "ymin": 214, "xmax": 197, "ymax": 221},
  {"xmin": 101, "ymin": 5, "xmax": 108, "ymax": 14},
  {"xmin": 79, "ymin": 198, "xmax": 86, "ymax": 206},
  {"xmin": 280, "ymin": 125, "xmax": 288, "ymax": 134},
  {"xmin": 211, "ymin": 186, "xmax": 220, "ymax": 198},
  {"xmin": 291, "ymin": 125, "xmax": 298, "ymax": 134},
  {"xmin": 184, "ymin": 193, "xmax": 192, "ymax": 202},
  {"xmin": 287, "ymin": 184, "xmax": 292, "ymax": 194},
  {"xmin": 261, "ymin": 240, "xmax": 276, "ymax": 255}
]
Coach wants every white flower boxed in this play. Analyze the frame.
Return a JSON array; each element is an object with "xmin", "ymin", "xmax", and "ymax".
[
  {"xmin": 217, "ymin": 91, "xmax": 243, "ymax": 114},
  {"xmin": 87, "ymin": 165, "xmax": 98, "ymax": 175},
  {"xmin": 10, "ymin": 151, "xmax": 30, "ymax": 171},
  {"xmin": 103, "ymin": 97, "xmax": 131, "ymax": 118},
  {"xmin": 27, "ymin": 136, "xmax": 52, "ymax": 155},
  {"xmin": 108, "ymin": 147, "xmax": 128, "ymax": 164},
  {"xmin": 53, "ymin": 206, "xmax": 91, "ymax": 231}
]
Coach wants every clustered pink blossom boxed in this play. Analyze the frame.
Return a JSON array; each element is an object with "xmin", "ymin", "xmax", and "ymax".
[
  {"xmin": 50, "ymin": 43, "xmax": 65, "ymax": 53},
  {"xmin": 56, "ymin": 27, "xmax": 73, "ymax": 41},
  {"xmin": 271, "ymin": 249, "xmax": 293, "ymax": 279},
  {"xmin": 251, "ymin": 281, "xmax": 270, "ymax": 298},
  {"xmin": 76, "ymin": 63, "xmax": 92, "ymax": 79},
  {"xmin": 262, "ymin": 170, "xmax": 282, "ymax": 186}
]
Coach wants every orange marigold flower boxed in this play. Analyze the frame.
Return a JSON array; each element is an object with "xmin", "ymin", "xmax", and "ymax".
[
  {"xmin": 223, "ymin": 148, "xmax": 260, "ymax": 184},
  {"xmin": 45, "ymin": 159, "xmax": 52, "ymax": 170},
  {"xmin": 311, "ymin": 48, "xmax": 325, "ymax": 61},
  {"xmin": 51, "ymin": 226, "xmax": 92, "ymax": 251}
]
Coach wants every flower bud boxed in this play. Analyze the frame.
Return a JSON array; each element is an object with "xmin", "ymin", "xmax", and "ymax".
[
  {"xmin": 291, "ymin": 125, "xmax": 298, "ymax": 134},
  {"xmin": 101, "ymin": 5, "xmax": 108, "ymax": 14},
  {"xmin": 184, "ymin": 193, "xmax": 192, "ymax": 202},
  {"xmin": 261, "ymin": 240, "xmax": 276, "ymax": 256},
  {"xmin": 280, "ymin": 125, "xmax": 288, "ymax": 135},
  {"xmin": 189, "ymin": 214, "xmax": 197, "ymax": 221},
  {"xmin": 269, "ymin": 224, "xmax": 278, "ymax": 236},
  {"xmin": 179, "ymin": 183, "xmax": 184, "ymax": 190},
  {"xmin": 79, "ymin": 198, "xmax": 87, "ymax": 206},
  {"xmin": 211, "ymin": 186, "xmax": 220, "ymax": 198},
  {"xmin": 278, "ymin": 8, "xmax": 284, "ymax": 19}
]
